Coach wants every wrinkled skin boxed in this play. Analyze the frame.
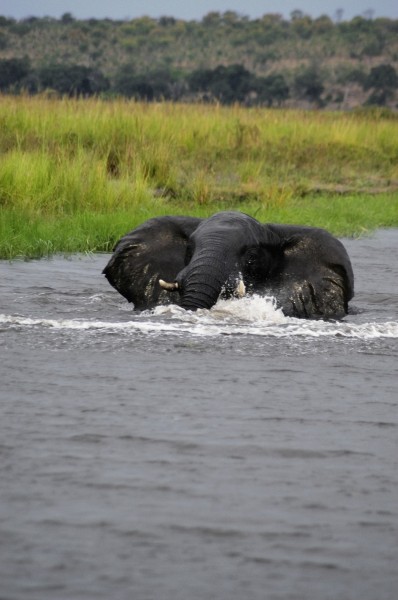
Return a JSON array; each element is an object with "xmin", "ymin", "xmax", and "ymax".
[{"xmin": 103, "ymin": 211, "xmax": 354, "ymax": 319}]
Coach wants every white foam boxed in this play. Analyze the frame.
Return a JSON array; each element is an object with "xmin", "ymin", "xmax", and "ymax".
[{"xmin": 1, "ymin": 294, "xmax": 397, "ymax": 340}]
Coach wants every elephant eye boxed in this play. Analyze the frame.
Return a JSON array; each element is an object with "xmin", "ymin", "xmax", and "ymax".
[
  {"xmin": 243, "ymin": 246, "xmax": 274, "ymax": 280},
  {"xmin": 244, "ymin": 248, "xmax": 258, "ymax": 264}
]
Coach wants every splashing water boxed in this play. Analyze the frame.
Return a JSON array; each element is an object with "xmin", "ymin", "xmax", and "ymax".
[{"xmin": 1, "ymin": 294, "xmax": 397, "ymax": 340}]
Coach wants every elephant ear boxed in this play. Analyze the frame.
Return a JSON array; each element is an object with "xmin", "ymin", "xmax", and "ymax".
[
  {"xmin": 264, "ymin": 224, "xmax": 354, "ymax": 319},
  {"xmin": 103, "ymin": 216, "xmax": 203, "ymax": 309}
]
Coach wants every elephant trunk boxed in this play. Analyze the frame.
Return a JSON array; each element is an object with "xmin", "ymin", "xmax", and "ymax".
[
  {"xmin": 178, "ymin": 249, "xmax": 245, "ymax": 311},
  {"xmin": 180, "ymin": 274, "xmax": 225, "ymax": 311},
  {"xmin": 178, "ymin": 250, "xmax": 230, "ymax": 310}
]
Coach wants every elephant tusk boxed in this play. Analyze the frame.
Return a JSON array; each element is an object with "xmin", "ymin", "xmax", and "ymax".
[
  {"xmin": 235, "ymin": 279, "xmax": 246, "ymax": 298},
  {"xmin": 159, "ymin": 279, "xmax": 179, "ymax": 291}
]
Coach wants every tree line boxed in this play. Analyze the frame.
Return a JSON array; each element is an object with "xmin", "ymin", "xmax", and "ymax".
[
  {"xmin": 1, "ymin": 56, "xmax": 397, "ymax": 107},
  {"xmin": 0, "ymin": 11, "xmax": 398, "ymax": 108}
]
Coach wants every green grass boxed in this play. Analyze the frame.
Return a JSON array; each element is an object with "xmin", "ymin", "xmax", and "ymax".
[{"xmin": 1, "ymin": 95, "xmax": 397, "ymax": 258}]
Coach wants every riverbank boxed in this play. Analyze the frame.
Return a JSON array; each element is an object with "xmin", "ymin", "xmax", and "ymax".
[{"xmin": 1, "ymin": 96, "xmax": 397, "ymax": 258}]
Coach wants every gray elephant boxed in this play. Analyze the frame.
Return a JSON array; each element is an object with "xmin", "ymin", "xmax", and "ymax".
[{"xmin": 103, "ymin": 211, "xmax": 354, "ymax": 319}]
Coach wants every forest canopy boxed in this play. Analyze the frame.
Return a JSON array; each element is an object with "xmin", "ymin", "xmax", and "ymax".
[{"xmin": 0, "ymin": 11, "xmax": 397, "ymax": 108}]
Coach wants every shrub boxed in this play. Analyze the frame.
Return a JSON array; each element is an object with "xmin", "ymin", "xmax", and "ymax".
[
  {"xmin": 37, "ymin": 63, "xmax": 109, "ymax": 96},
  {"xmin": 363, "ymin": 64, "xmax": 398, "ymax": 105},
  {"xmin": 0, "ymin": 57, "xmax": 30, "ymax": 90},
  {"xmin": 113, "ymin": 65, "xmax": 180, "ymax": 100},
  {"xmin": 294, "ymin": 66, "xmax": 325, "ymax": 105}
]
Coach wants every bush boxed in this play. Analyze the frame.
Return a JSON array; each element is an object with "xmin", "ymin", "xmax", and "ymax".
[
  {"xmin": 363, "ymin": 64, "xmax": 398, "ymax": 105},
  {"xmin": 37, "ymin": 63, "xmax": 109, "ymax": 96},
  {"xmin": 113, "ymin": 65, "xmax": 181, "ymax": 100},
  {"xmin": 0, "ymin": 57, "xmax": 30, "ymax": 90},
  {"xmin": 294, "ymin": 66, "xmax": 325, "ymax": 105},
  {"xmin": 188, "ymin": 64, "xmax": 256, "ymax": 104},
  {"xmin": 364, "ymin": 64, "xmax": 398, "ymax": 91},
  {"xmin": 255, "ymin": 74, "xmax": 289, "ymax": 106}
]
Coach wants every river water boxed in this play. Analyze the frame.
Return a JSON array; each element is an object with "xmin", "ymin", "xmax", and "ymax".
[{"xmin": 1, "ymin": 229, "xmax": 397, "ymax": 600}]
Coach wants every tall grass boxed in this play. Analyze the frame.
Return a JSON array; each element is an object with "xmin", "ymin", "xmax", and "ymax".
[{"xmin": 0, "ymin": 95, "xmax": 397, "ymax": 258}]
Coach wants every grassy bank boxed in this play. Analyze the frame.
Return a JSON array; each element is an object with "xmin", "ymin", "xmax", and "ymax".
[{"xmin": 1, "ymin": 95, "xmax": 397, "ymax": 258}]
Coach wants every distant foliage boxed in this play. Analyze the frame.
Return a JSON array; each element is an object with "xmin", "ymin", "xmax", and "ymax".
[
  {"xmin": 37, "ymin": 63, "xmax": 109, "ymax": 96},
  {"xmin": 188, "ymin": 65, "xmax": 289, "ymax": 106},
  {"xmin": 364, "ymin": 64, "xmax": 398, "ymax": 91},
  {"xmin": 294, "ymin": 66, "xmax": 325, "ymax": 105},
  {"xmin": 363, "ymin": 64, "xmax": 398, "ymax": 105},
  {"xmin": 256, "ymin": 74, "xmax": 290, "ymax": 106},
  {"xmin": 113, "ymin": 65, "xmax": 182, "ymax": 100},
  {"xmin": 188, "ymin": 65, "xmax": 255, "ymax": 104},
  {"xmin": 0, "ymin": 11, "xmax": 397, "ymax": 108},
  {"xmin": 0, "ymin": 57, "xmax": 30, "ymax": 90}
]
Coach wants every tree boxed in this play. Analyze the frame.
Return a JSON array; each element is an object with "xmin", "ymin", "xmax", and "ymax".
[
  {"xmin": 291, "ymin": 14, "xmax": 313, "ymax": 39},
  {"xmin": 363, "ymin": 63, "xmax": 398, "ymax": 105},
  {"xmin": 61, "ymin": 12, "xmax": 75, "ymax": 24},
  {"xmin": 294, "ymin": 65, "xmax": 325, "ymax": 105},
  {"xmin": 0, "ymin": 57, "xmax": 30, "ymax": 91},
  {"xmin": 113, "ymin": 65, "xmax": 180, "ymax": 100},
  {"xmin": 202, "ymin": 12, "xmax": 222, "ymax": 27},
  {"xmin": 158, "ymin": 16, "xmax": 176, "ymax": 27},
  {"xmin": 188, "ymin": 64, "xmax": 255, "ymax": 104},
  {"xmin": 313, "ymin": 15, "xmax": 333, "ymax": 34},
  {"xmin": 37, "ymin": 63, "xmax": 109, "ymax": 96},
  {"xmin": 291, "ymin": 10, "xmax": 305, "ymax": 21},
  {"xmin": 188, "ymin": 65, "xmax": 289, "ymax": 106},
  {"xmin": 255, "ymin": 74, "xmax": 289, "ymax": 106}
]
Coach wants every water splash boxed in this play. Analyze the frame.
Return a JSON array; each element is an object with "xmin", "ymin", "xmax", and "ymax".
[{"xmin": 1, "ymin": 295, "xmax": 397, "ymax": 340}]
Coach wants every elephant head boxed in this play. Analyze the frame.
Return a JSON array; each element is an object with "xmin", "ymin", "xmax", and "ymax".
[
  {"xmin": 158, "ymin": 212, "xmax": 283, "ymax": 310},
  {"xmin": 103, "ymin": 211, "xmax": 354, "ymax": 319}
]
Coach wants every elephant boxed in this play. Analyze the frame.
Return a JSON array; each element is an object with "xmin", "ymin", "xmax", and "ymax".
[{"xmin": 103, "ymin": 211, "xmax": 354, "ymax": 319}]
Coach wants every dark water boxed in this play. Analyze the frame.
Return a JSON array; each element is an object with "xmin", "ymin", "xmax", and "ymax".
[{"xmin": 1, "ymin": 230, "xmax": 397, "ymax": 600}]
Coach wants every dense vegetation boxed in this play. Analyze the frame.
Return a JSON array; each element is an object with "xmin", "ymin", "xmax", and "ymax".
[
  {"xmin": 1, "ymin": 95, "xmax": 397, "ymax": 258},
  {"xmin": 0, "ymin": 11, "xmax": 398, "ymax": 108}
]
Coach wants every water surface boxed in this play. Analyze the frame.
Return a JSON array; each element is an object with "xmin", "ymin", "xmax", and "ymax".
[{"xmin": 1, "ymin": 230, "xmax": 397, "ymax": 600}]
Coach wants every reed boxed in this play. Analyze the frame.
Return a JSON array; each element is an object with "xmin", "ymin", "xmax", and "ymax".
[{"xmin": 1, "ymin": 95, "xmax": 397, "ymax": 258}]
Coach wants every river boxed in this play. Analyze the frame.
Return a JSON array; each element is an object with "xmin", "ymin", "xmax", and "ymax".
[{"xmin": 1, "ymin": 229, "xmax": 397, "ymax": 600}]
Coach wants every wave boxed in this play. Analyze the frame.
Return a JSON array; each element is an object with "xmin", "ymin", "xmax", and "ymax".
[{"xmin": 1, "ymin": 296, "xmax": 397, "ymax": 340}]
